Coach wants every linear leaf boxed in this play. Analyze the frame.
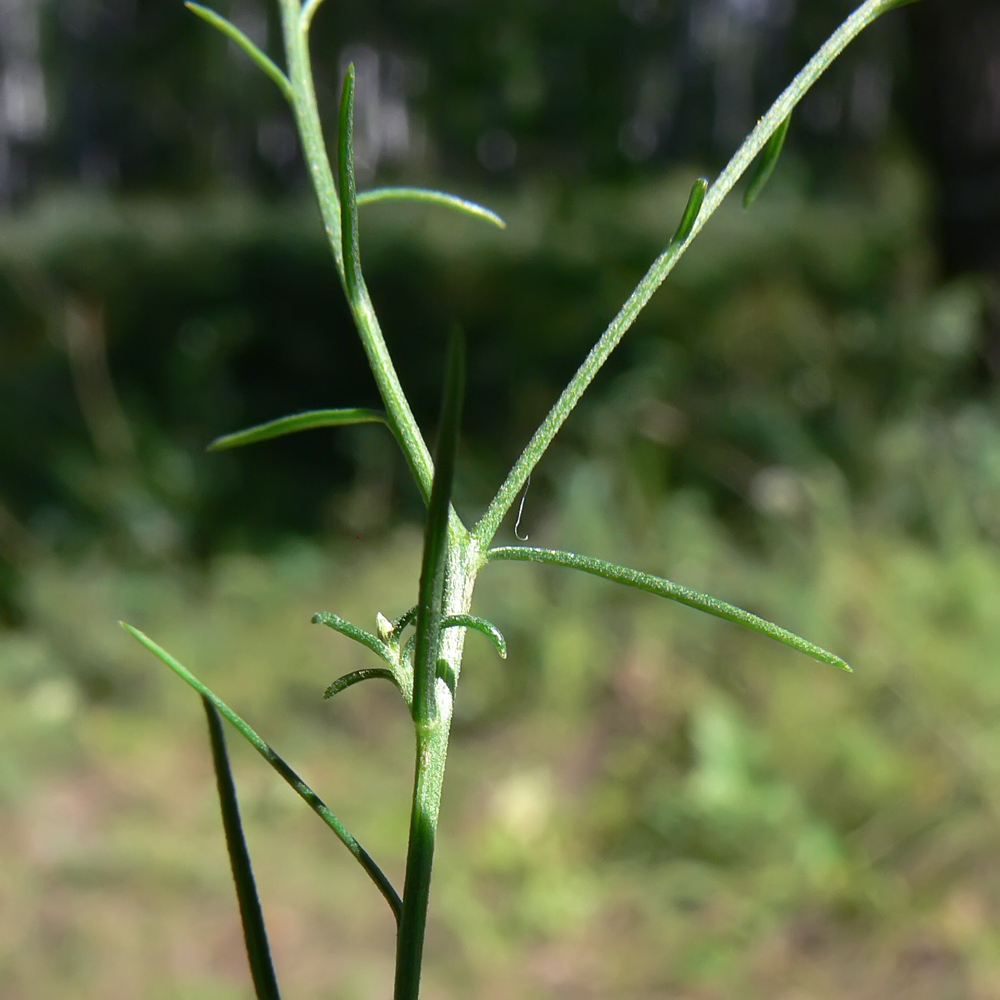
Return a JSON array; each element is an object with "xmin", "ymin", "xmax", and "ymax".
[
  {"xmin": 324, "ymin": 667, "xmax": 400, "ymax": 700},
  {"xmin": 671, "ymin": 177, "xmax": 709, "ymax": 245},
  {"xmin": 203, "ymin": 699, "xmax": 281, "ymax": 1000},
  {"xmin": 744, "ymin": 113, "xmax": 792, "ymax": 208},
  {"xmin": 338, "ymin": 64, "xmax": 363, "ymax": 303},
  {"xmin": 208, "ymin": 408, "xmax": 385, "ymax": 451},
  {"xmin": 121, "ymin": 622, "xmax": 402, "ymax": 921},
  {"xmin": 486, "ymin": 548, "xmax": 851, "ymax": 671},
  {"xmin": 357, "ymin": 187, "xmax": 506, "ymax": 229},
  {"xmin": 312, "ymin": 612, "xmax": 395, "ymax": 666},
  {"xmin": 413, "ymin": 330, "xmax": 465, "ymax": 725},
  {"xmin": 441, "ymin": 614, "xmax": 507, "ymax": 659},
  {"xmin": 185, "ymin": 3, "xmax": 294, "ymax": 105}
]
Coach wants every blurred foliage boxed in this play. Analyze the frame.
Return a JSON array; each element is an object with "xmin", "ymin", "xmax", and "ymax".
[{"xmin": 3, "ymin": 0, "xmax": 1000, "ymax": 996}]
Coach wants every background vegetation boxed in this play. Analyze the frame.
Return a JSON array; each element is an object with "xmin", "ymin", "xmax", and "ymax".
[{"xmin": 3, "ymin": 0, "xmax": 1000, "ymax": 997}]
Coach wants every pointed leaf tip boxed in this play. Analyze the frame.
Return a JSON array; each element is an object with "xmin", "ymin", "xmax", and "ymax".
[
  {"xmin": 208, "ymin": 408, "xmax": 385, "ymax": 451},
  {"xmin": 744, "ymin": 113, "xmax": 792, "ymax": 209}
]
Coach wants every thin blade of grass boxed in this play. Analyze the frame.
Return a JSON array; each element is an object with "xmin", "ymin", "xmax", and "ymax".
[
  {"xmin": 338, "ymin": 65, "xmax": 362, "ymax": 303},
  {"xmin": 412, "ymin": 330, "xmax": 465, "ymax": 725},
  {"xmin": 121, "ymin": 622, "xmax": 403, "ymax": 921},
  {"xmin": 312, "ymin": 612, "xmax": 395, "ymax": 666},
  {"xmin": 208, "ymin": 408, "xmax": 385, "ymax": 451},
  {"xmin": 670, "ymin": 177, "xmax": 709, "ymax": 245},
  {"xmin": 486, "ymin": 547, "xmax": 851, "ymax": 671},
  {"xmin": 186, "ymin": 3, "xmax": 294, "ymax": 104},
  {"xmin": 203, "ymin": 698, "xmax": 282, "ymax": 1000},
  {"xmin": 357, "ymin": 188, "xmax": 506, "ymax": 229},
  {"xmin": 440, "ymin": 615, "xmax": 506, "ymax": 659},
  {"xmin": 743, "ymin": 113, "xmax": 792, "ymax": 208}
]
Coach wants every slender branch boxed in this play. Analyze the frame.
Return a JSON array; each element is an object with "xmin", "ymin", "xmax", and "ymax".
[
  {"xmin": 485, "ymin": 547, "xmax": 851, "ymax": 671},
  {"xmin": 121, "ymin": 623, "xmax": 403, "ymax": 921},
  {"xmin": 275, "ymin": 0, "xmax": 435, "ymax": 501},
  {"xmin": 472, "ymin": 0, "xmax": 913, "ymax": 546}
]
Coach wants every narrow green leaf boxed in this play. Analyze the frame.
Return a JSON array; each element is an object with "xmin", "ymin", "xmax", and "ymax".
[
  {"xmin": 324, "ymin": 667, "xmax": 400, "ymax": 700},
  {"xmin": 485, "ymin": 548, "xmax": 851, "ymax": 671},
  {"xmin": 312, "ymin": 612, "xmax": 395, "ymax": 666},
  {"xmin": 203, "ymin": 699, "xmax": 282, "ymax": 1000},
  {"xmin": 208, "ymin": 408, "xmax": 385, "ymax": 451},
  {"xmin": 440, "ymin": 614, "xmax": 507, "ymax": 659},
  {"xmin": 412, "ymin": 330, "xmax": 465, "ymax": 724},
  {"xmin": 357, "ymin": 187, "xmax": 506, "ymax": 230},
  {"xmin": 391, "ymin": 605, "xmax": 418, "ymax": 641},
  {"xmin": 743, "ymin": 113, "xmax": 792, "ymax": 208},
  {"xmin": 185, "ymin": 3, "xmax": 294, "ymax": 105},
  {"xmin": 670, "ymin": 177, "xmax": 709, "ymax": 245},
  {"xmin": 338, "ymin": 64, "xmax": 362, "ymax": 302},
  {"xmin": 121, "ymin": 622, "xmax": 402, "ymax": 921}
]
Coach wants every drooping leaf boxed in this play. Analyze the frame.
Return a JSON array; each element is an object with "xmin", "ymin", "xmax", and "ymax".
[
  {"xmin": 357, "ymin": 188, "xmax": 506, "ymax": 229},
  {"xmin": 412, "ymin": 330, "xmax": 465, "ymax": 725},
  {"xmin": 486, "ymin": 548, "xmax": 851, "ymax": 671},
  {"xmin": 120, "ymin": 622, "xmax": 402, "ymax": 921},
  {"xmin": 743, "ymin": 113, "xmax": 792, "ymax": 208},
  {"xmin": 185, "ymin": 3, "xmax": 294, "ymax": 105},
  {"xmin": 312, "ymin": 612, "xmax": 395, "ymax": 666},
  {"xmin": 203, "ymin": 699, "xmax": 282, "ymax": 1000},
  {"xmin": 324, "ymin": 667, "xmax": 400, "ymax": 700},
  {"xmin": 391, "ymin": 605, "xmax": 418, "ymax": 641},
  {"xmin": 440, "ymin": 614, "xmax": 507, "ymax": 659},
  {"xmin": 208, "ymin": 408, "xmax": 385, "ymax": 451},
  {"xmin": 337, "ymin": 64, "xmax": 363, "ymax": 303},
  {"xmin": 670, "ymin": 177, "xmax": 709, "ymax": 245}
]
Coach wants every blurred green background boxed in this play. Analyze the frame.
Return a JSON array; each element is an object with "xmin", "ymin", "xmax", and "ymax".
[{"xmin": 3, "ymin": 0, "xmax": 1000, "ymax": 997}]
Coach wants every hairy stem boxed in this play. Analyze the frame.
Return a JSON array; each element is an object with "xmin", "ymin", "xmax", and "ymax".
[{"xmin": 473, "ymin": 0, "xmax": 912, "ymax": 546}]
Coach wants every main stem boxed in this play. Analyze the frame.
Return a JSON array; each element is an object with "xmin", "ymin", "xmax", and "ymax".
[
  {"xmin": 277, "ymin": 0, "xmax": 435, "ymax": 502},
  {"xmin": 395, "ymin": 541, "xmax": 478, "ymax": 1000}
]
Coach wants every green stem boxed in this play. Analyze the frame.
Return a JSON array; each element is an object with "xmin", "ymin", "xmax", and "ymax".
[
  {"xmin": 472, "ymin": 0, "xmax": 911, "ymax": 547},
  {"xmin": 394, "ymin": 721, "xmax": 449, "ymax": 1000},
  {"xmin": 275, "ymin": 0, "xmax": 434, "ymax": 501}
]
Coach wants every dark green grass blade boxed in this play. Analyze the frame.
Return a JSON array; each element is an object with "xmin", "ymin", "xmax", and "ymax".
[
  {"xmin": 357, "ymin": 187, "xmax": 506, "ymax": 229},
  {"xmin": 412, "ymin": 330, "xmax": 465, "ymax": 725},
  {"xmin": 203, "ymin": 698, "xmax": 281, "ymax": 1000},
  {"xmin": 324, "ymin": 667, "xmax": 400, "ymax": 700},
  {"xmin": 121, "ymin": 623, "xmax": 403, "ymax": 921},
  {"xmin": 486, "ymin": 547, "xmax": 851, "ymax": 671},
  {"xmin": 312, "ymin": 612, "xmax": 395, "ymax": 666},
  {"xmin": 185, "ymin": 3, "xmax": 293, "ymax": 104},
  {"xmin": 671, "ymin": 177, "xmax": 709, "ymax": 245},
  {"xmin": 208, "ymin": 408, "xmax": 385, "ymax": 451},
  {"xmin": 338, "ymin": 65, "xmax": 362, "ymax": 303},
  {"xmin": 440, "ymin": 615, "xmax": 507, "ymax": 659},
  {"xmin": 743, "ymin": 113, "xmax": 792, "ymax": 208}
]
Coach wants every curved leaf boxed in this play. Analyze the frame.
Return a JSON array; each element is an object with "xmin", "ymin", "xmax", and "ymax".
[
  {"xmin": 324, "ymin": 667, "xmax": 400, "ymax": 700},
  {"xmin": 208, "ymin": 408, "xmax": 385, "ymax": 451},
  {"xmin": 441, "ymin": 614, "xmax": 507, "ymax": 659},
  {"xmin": 357, "ymin": 187, "xmax": 506, "ymax": 230},
  {"xmin": 486, "ymin": 547, "xmax": 851, "ymax": 671},
  {"xmin": 185, "ymin": 3, "xmax": 294, "ymax": 105},
  {"xmin": 312, "ymin": 612, "xmax": 395, "ymax": 666}
]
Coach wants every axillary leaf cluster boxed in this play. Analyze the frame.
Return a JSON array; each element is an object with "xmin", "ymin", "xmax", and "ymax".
[{"xmin": 121, "ymin": 2, "xmax": 917, "ymax": 997}]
